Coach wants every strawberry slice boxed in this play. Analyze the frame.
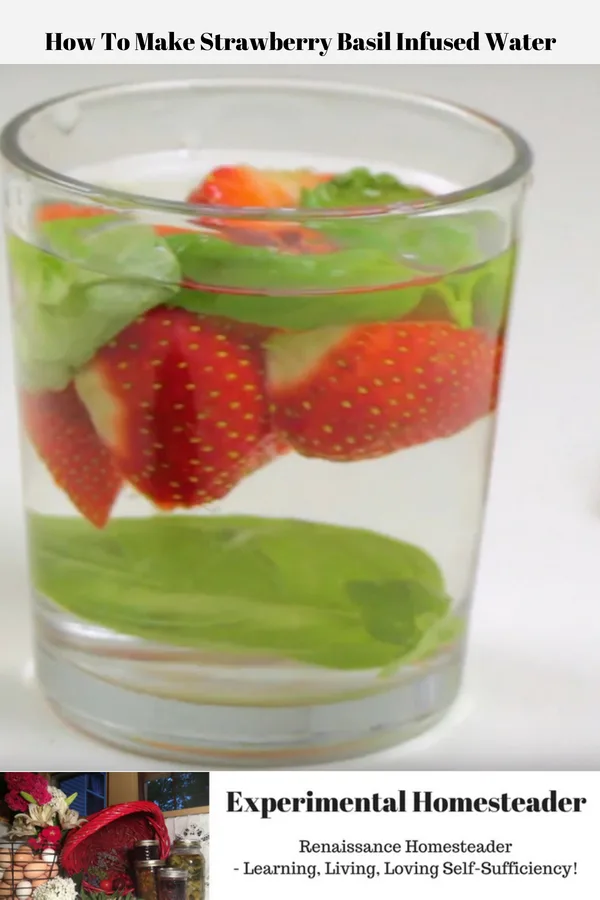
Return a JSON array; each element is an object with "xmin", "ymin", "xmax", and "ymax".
[
  {"xmin": 189, "ymin": 166, "xmax": 330, "ymax": 208},
  {"xmin": 75, "ymin": 307, "xmax": 280, "ymax": 509},
  {"xmin": 153, "ymin": 224, "xmax": 201, "ymax": 238},
  {"xmin": 21, "ymin": 385, "xmax": 122, "ymax": 527},
  {"xmin": 36, "ymin": 203, "xmax": 113, "ymax": 223},
  {"xmin": 266, "ymin": 321, "xmax": 501, "ymax": 462},
  {"xmin": 187, "ymin": 166, "xmax": 335, "ymax": 254}
]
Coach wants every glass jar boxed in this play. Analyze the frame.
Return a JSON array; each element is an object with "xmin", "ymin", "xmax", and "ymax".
[
  {"xmin": 134, "ymin": 860, "xmax": 166, "ymax": 900},
  {"xmin": 131, "ymin": 840, "xmax": 161, "ymax": 864},
  {"xmin": 157, "ymin": 869, "xmax": 188, "ymax": 900},
  {"xmin": 0, "ymin": 79, "xmax": 532, "ymax": 766},
  {"xmin": 167, "ymin": 841, "xmax": 205, "ymax": 900}
]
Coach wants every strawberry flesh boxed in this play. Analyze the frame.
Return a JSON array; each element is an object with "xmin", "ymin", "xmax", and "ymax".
[
  {"xmin": 21, "ymin": 384, "xmax": 122, "ymax": 527},
  {"xmin": 189, "ymin": 165, "xmax": 330, "ymax": 208},
  {"xmin": 266, "ymin": 321, "xmax": 501, "ymax": 462},
  {"xmin": 75, "ymin": 307, "xmax": 278, "ymax": 509},
  {"xmin": 187, "ymin": 165, "xmax": 335, "ymax": 254},
  {"xmin": 36, "ymin": 203, "xmax": 113, "ymax": 223}
]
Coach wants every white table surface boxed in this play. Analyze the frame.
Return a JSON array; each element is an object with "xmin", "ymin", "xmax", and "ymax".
[{"xmin": 0, "ymin": 63, "xmax": 599, "ymax": 771}]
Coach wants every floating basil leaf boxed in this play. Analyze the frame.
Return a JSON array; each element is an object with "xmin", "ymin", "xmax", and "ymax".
[{"xmin": 301, "ymin": 168, "xmax": 430, "ymax": 208}]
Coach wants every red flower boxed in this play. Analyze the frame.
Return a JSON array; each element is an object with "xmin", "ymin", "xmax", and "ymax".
[
  {"xmin": 4, "ymin": 774, "xmax": 22, "ymax": 789},
  {"xmin": 4, "ymin": 773, "xmax": 52, "ymax": 806},
  {"xmin": 29, "ymin": 776, "xmax": 52, "ymax": 806},
  {"xmin": 5, "ymin": 773, "xmax": 33, "ymax": 790},
  {"xmin": 5, "ymin": 790, "xmax": 29, "ymax": 813},
  {"xmin": 28, "ymin": 837, "xmax": 45, "ymax": 850},
  {"xmin": 31, "ymin": 786, "xmax": 52, "ymax": 805},
  {"xmin": 40, "ymin": 826, "xmax": 62, "ymax": 846}
]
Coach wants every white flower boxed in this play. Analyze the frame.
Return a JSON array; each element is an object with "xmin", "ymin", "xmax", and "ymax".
[
  {"xmin": 48, "ymin": 788, "xmax": 69, "ymax": 815},
  {"xmin": 57, "ymin": 807, "xmax": 83, "ymax": 830},
  {"xmin": 6, "ymin": 813, "xmax": 38, "ymax": 838},
  {"xmin": 26, "ymin": 803, "xmax": 57, "ymax": 828},
  {"xmin": 32, "ymin": 877, "xmax": 77, "ymax": 900}
]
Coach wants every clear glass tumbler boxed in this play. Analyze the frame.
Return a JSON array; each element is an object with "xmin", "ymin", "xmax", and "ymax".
[{"xmin": 1, "ymin": 78, "xmax": 532, "ymax": 765}]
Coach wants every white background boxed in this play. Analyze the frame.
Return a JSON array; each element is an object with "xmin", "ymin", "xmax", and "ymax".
[
  {"xmin": 0, "ymin": 64, "xmax": 600, "ymax": 769},
  {"xmin": 209, "ymin": 770, "xmax": 598, "ymax": 897},
  {"xmin": 0, "ymin": 0, "xmax": 594, "ymax": 64}
]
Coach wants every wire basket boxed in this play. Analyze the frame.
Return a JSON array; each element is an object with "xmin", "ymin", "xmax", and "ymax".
[
  {"xmin": 60, "ymin": 802, "xmax": 170, "ymax": 893},
  {"xmin": 0, "ymin": 839, "xmax": 60, "ymax": 900}
]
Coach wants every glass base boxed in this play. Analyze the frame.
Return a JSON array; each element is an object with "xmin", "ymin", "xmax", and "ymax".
[{"xmin": 35, "ymin": 593, "xmax": 464, "ymax": 767}]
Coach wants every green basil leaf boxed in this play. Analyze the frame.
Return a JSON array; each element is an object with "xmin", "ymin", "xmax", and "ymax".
[
  {"xmin": 346, "ymin": 579, "xmax": 450, "ymax": 653},
  {"xmin": 174, "ymin": 282, "xmax": 429, "ymax": 331},
  {"xmin": 167, "ymin": 231, "xmax": 442, "ymax": 329},
  {"xmin": 9, "ymin": 220, "xmax": 181, "ymax": 392},
  {"xmin": 171, "ymin": 241, "xmax": 514, "ymax": 333},
  {"xmin": 301, "ymin": 168, "xmax": 430, "ymax": 208},
  {"xmin": 302, "ymin": 170, "xmax": 508, "ymax": 272},
  {"xmin": 28, "ymin": 512, "xmax": 459, "ymax": 673},
  {"xmin": 165, "ymin": 231, "xmax": 419, "ymax": 291},
  {"xmin": 443, "ymin": 245, "xmax": 517, "ymax": 331},
  {"xmin": 300, "ymin": 169, "xmax": 429, "ymax": 254}
]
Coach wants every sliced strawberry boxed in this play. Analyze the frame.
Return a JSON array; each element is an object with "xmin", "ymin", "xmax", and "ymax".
[
  {"xmin": 36, "ymin": 203, "xmax": 113, "ymax": 223},
  {"xmin": 189, "ymin": 166, "xmax": 330, "ymax": 209},
  {"xmin": 153, "ymin": 224, "xmax": 201, "ymax": 238},
  {"xmin": 21, "ymin": 384, "xmax": 122, "ymax": 527},
  {"xmin": 187, "ymin": 166, "xmax": 335, "ymax": 254},
  {"xmin": 75, "ymin": 307, "xmax": 280, "ymax": 509},
  {"xmin": 266, "ymin": 321, "xmax": 501, "ymax": 462}
]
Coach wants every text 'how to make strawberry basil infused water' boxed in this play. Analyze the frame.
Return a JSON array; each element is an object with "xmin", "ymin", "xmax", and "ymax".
[{"xmin": 0, "ymin": 80, "xmax": 532, "ymax": 766}]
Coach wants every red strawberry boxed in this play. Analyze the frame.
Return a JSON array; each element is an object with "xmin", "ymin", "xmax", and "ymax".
[
  {"xmin": 266, "ymin": 321, "xmax": 501, "ymax": 462},
  {"xmin": 188, "ymin": 166, "xmax": 335, "ymax": 254},
  {"xmin": 153, "ymin": 224, "xmax": 203, "ymax": 238},
  {"xmin": 20, "ymin": 384, "xmax": 122, "ymax": 527},
  {"xmin": 189, "ymin": 165, "xmax": 330, "ymax": 208},
  {"xmin": 36, "ymin": 203, "xmax": 113, "ymax": 223},
  {"xmin": 75, "ymin": 307, "xmax": 280, "ymax": 509}
]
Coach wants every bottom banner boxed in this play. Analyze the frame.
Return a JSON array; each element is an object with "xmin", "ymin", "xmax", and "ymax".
[{"xmin": 209, "ymin": 771, "xmax": 596, "ymax": 898}]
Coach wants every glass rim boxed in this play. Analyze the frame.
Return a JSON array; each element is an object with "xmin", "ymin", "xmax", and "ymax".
[{"xmin": 0, "ymin": 77, "xmax": 533, "ymax": 221}]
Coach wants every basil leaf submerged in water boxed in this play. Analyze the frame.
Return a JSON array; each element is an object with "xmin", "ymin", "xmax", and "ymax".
[
  {"xmin": 166, "ymin": 231, "xmax": 431, "ymax": 329},
  {"xmin": 174, "ymin": 282, "xmax": 430, "ymax": 331},
  {"xmin": 28, "ymin": 512, "xmax": 460, "ymax": 672},
  {"xmin": 165, "ymin": 231, "xmax": 417, "ymax": 292},
  {"xmin": 301, "ymin": 169, "xmax": 508, "ymax": 270},
  {"xmin": 300, "ymin": 168, "xmax": 432, "ymax": 255},
  {"xmin": 10, "ymin": 219, "xmax": 181, "ymax": 391},
  {"xmin": 440, "ymin": 244, "xmax": 517, "ymax": 330},
  {"xmin": 169, "ymin": 234, "xmax": 515, "ymax": 334}
]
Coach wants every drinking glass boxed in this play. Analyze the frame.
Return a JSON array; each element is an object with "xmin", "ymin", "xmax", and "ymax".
[{"xmin": 1, "ymin": 79, "xmax": 532, "ymax": 765}]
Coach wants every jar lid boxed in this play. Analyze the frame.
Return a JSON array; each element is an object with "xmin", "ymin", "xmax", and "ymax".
[
  {"xmin": 172, "ymin": 839, "xmax": 203, "ymax": 848},
  {"xmin": 159, "ymin": 869, "xmax": 189, "ymax": 880},
  {"xmin": 135, "ymin": 840, "xmax": 160, "ymax": 847},
  {"xmin": 135, "ymin": 860, "xmax": 167, "ymax": 869}
]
